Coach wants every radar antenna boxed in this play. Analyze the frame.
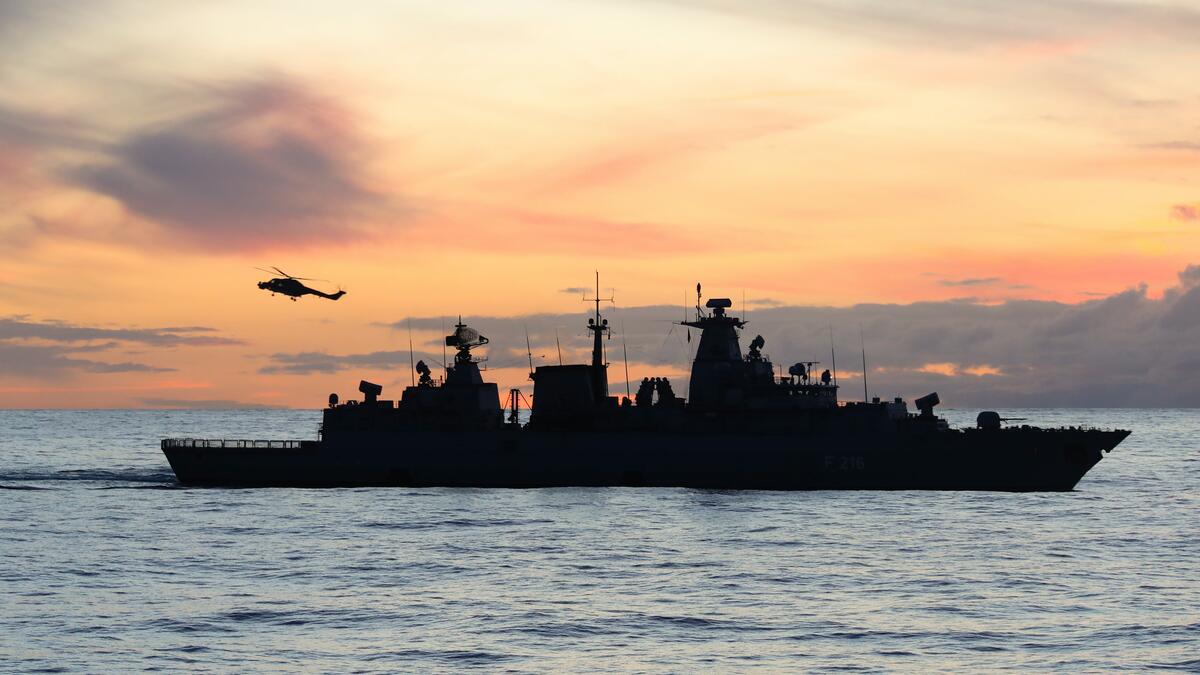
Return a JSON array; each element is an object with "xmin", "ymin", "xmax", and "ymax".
[{"xmin": 445, "ymin": 316, "xmax": 489, "ymax": 365}]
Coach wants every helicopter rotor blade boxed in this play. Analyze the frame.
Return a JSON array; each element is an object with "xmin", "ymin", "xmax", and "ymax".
[{"xmin": 265, "ymin": 266, "xmax": 330, "ymax": 282}]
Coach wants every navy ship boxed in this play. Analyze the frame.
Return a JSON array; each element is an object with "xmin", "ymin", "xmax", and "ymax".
[{"xmin": 162, "ymin": 282, "xmax": 1128, "ymax": 490}]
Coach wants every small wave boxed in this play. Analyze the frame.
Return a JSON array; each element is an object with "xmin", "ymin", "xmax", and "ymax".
[
  {"xmin": 501, "ymin": 621, "xmax": 624, "ymax": 639},
  {"xmin": 650, "ymin": 560, "xmax": 722, "ymax": 569},
  {"xmin": 1154, "ymin": 658, "xmax": 1200, "ymax": 670},
  {"xmin": 0, "ymin": 469, "xmax": 176, "ymax": 485},
  {"xmin": 364, "ymin": 649, "xmax": 517, "ymax": 665},
  {"xmin": 144, "ymin": 617, "xmax": 237, "ymax": 635},
  {"xmin": 644, "ymin": 614, "xmax": 730, "ymax": 629},
  {"xmin": 220, "ymin": 608, "xmax": 297, "ymax": 623},
  {"xmin": 965, "ymin": 644, "xmax": 1009, "ymax": 652},
  {"xmin": 443, "ymin": 517, "xmax": 554, "ymax": 527},
  {"xmin": 174, "ymin": 646, "xmax": 210, "ymax": 654},
  {"xmin": 95, "ymin": 483, "xmax": 182, "ymax": 490},
  {"xmin": 361, "ymin": 517, "xmax": 553, "ymax": 530}
]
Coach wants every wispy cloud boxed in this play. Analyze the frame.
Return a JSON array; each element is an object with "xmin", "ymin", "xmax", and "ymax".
[
  {"xmin": 1145, "ymin": 141, "xmax": 1200, "ymax": 152},
  {"xmin": 425, "ymin": 207, "xmax": 713, "ymax": 256},
  {"xmin": 937, "ymin": 277, "xmax": 1003, "ymax": 287},
  {"xmin": 260, "ymin": 349, "xmax": 440, "ymax": 375},
  {"xmin": 139, "ymin": 398, "xmax": 278, "ymax": 409},
  {"xmin": 0, "ymin": 317, "xmax": 242, "ymax": 346},
  {"xmin": 747, "ymin": 298, "xmax": 786, "ymax": 308},
  {"xmin": 0, "ymin": 343, "xmax": 174, "ymax": 376},
  {"xmin": 1170, "ymin": 204, "xmax": 1198, "ymax": 223},
  {"xmin": 0, "ymin": 318, "xmax": 240, "ymax": 378},
  {"xmin": 540, "ymin": 112, "xmax": 801, "ymax": 194},
  {"xmin": 661, "ymin": 0, "xmax": 1200, "ymax": 49},
  {"xmin": 58, "ymin": 75, "xmax": 397, "ymax": 251}
]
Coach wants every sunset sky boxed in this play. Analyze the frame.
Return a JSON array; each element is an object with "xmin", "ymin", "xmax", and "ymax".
[{"xmin": 2, "ymin": 0, "xmax": 1198, "ymax": 408}]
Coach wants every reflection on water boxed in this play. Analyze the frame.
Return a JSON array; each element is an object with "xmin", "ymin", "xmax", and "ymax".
[{"xmin": 0, "ymin": 408, "xmax": 1196, "ymax": 671}]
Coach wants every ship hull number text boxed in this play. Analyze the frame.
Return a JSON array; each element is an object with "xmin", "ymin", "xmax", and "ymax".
[{"xmin": 824, "ymin": 455, "xmax": 866, "ymax": 471}]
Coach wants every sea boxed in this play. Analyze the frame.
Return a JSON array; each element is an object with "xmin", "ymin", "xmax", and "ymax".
[{"xmin": 0, "ymin": 408, "xmax": 1196, "ymax": 672}]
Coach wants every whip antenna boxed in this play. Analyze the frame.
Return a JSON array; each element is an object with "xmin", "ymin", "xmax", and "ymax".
[
  {"xmin": 621, "ymin": 323, "xmax": 631, "ymax": 401},
  {"xmin": 829, "ymin": 324, "xmax": 838, "ymax": 388},
  {"xmin": 525, "ymin": 326, "xmax": 535, "ymax": 379},
  {"xmin": 860, "ymin": 324, "xmax": 869, "ymax": 403},
  {"xmin": 408, "ymin": 319, "xmax": 416, "ymax": 387}
]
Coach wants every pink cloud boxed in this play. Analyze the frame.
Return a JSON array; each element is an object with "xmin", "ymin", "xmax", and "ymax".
[
  {"xmin": 404, "ymin": 207, "xmax": 712, "ymax": 257},
  {"xmin": 1170, "ymin": 204, "xmax": 1198, "ymax": 222},
  {"xmin": 544, "ymin": 114, "xmax": 804, "ymax": 194}
]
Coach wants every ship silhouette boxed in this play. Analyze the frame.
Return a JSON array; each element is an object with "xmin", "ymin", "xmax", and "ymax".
[{"xmin": 163, "ymin": 279, "xmax": 1128, "ymax": 490}]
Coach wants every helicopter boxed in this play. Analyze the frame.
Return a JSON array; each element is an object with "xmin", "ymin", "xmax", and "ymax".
[{"xmin": 255, "ymin": 267, "xmax": 346, "ymax": 302}]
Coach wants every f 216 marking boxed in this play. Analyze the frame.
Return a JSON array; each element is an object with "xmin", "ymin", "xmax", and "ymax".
[{"xmin": 824, "ymin": 456, "xmax": 865, "ymax": 471}]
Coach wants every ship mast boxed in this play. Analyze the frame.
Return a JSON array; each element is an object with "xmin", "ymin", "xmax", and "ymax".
[{"xmin": 584, "ymin": 271, "xmax": 613, "ymax": 397}]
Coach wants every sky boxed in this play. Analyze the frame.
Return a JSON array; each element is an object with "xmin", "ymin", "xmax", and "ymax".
[{"xmin": 1, "ymin": 0, "xmax": 1198, "ymax": 408}]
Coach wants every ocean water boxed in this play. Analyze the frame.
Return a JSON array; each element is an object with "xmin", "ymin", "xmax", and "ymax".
[{"xmin": 0, "ymin": 408, "xmax": 1196, "ymax": 672}]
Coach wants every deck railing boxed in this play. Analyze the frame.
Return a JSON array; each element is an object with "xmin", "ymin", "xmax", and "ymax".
[{"xmin": 161, "ymin": 439, "xmax": 310, "ymax": 450}]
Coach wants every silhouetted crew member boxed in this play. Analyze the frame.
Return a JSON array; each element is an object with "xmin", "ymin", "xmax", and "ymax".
[
  {"xmin": 821, "ymin": 369, "xmax": 832, "ymax": 385},
  {"xmin": 656, "ymin": 378, "xmax": 675, "ymax": 404},
  {"xmin": 635, "ymin": 378, "xmax": 653, "ymax": 406}
]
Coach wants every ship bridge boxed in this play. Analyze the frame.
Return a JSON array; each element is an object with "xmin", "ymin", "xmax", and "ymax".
[{"xmin": 683, "ymin": 294, "xmax": 836, "ymax": 411}]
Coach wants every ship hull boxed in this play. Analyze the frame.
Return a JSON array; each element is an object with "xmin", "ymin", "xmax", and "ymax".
[{"xmin": 162, "ymin": 427, "xmax": 1127, "ymax": 491}]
